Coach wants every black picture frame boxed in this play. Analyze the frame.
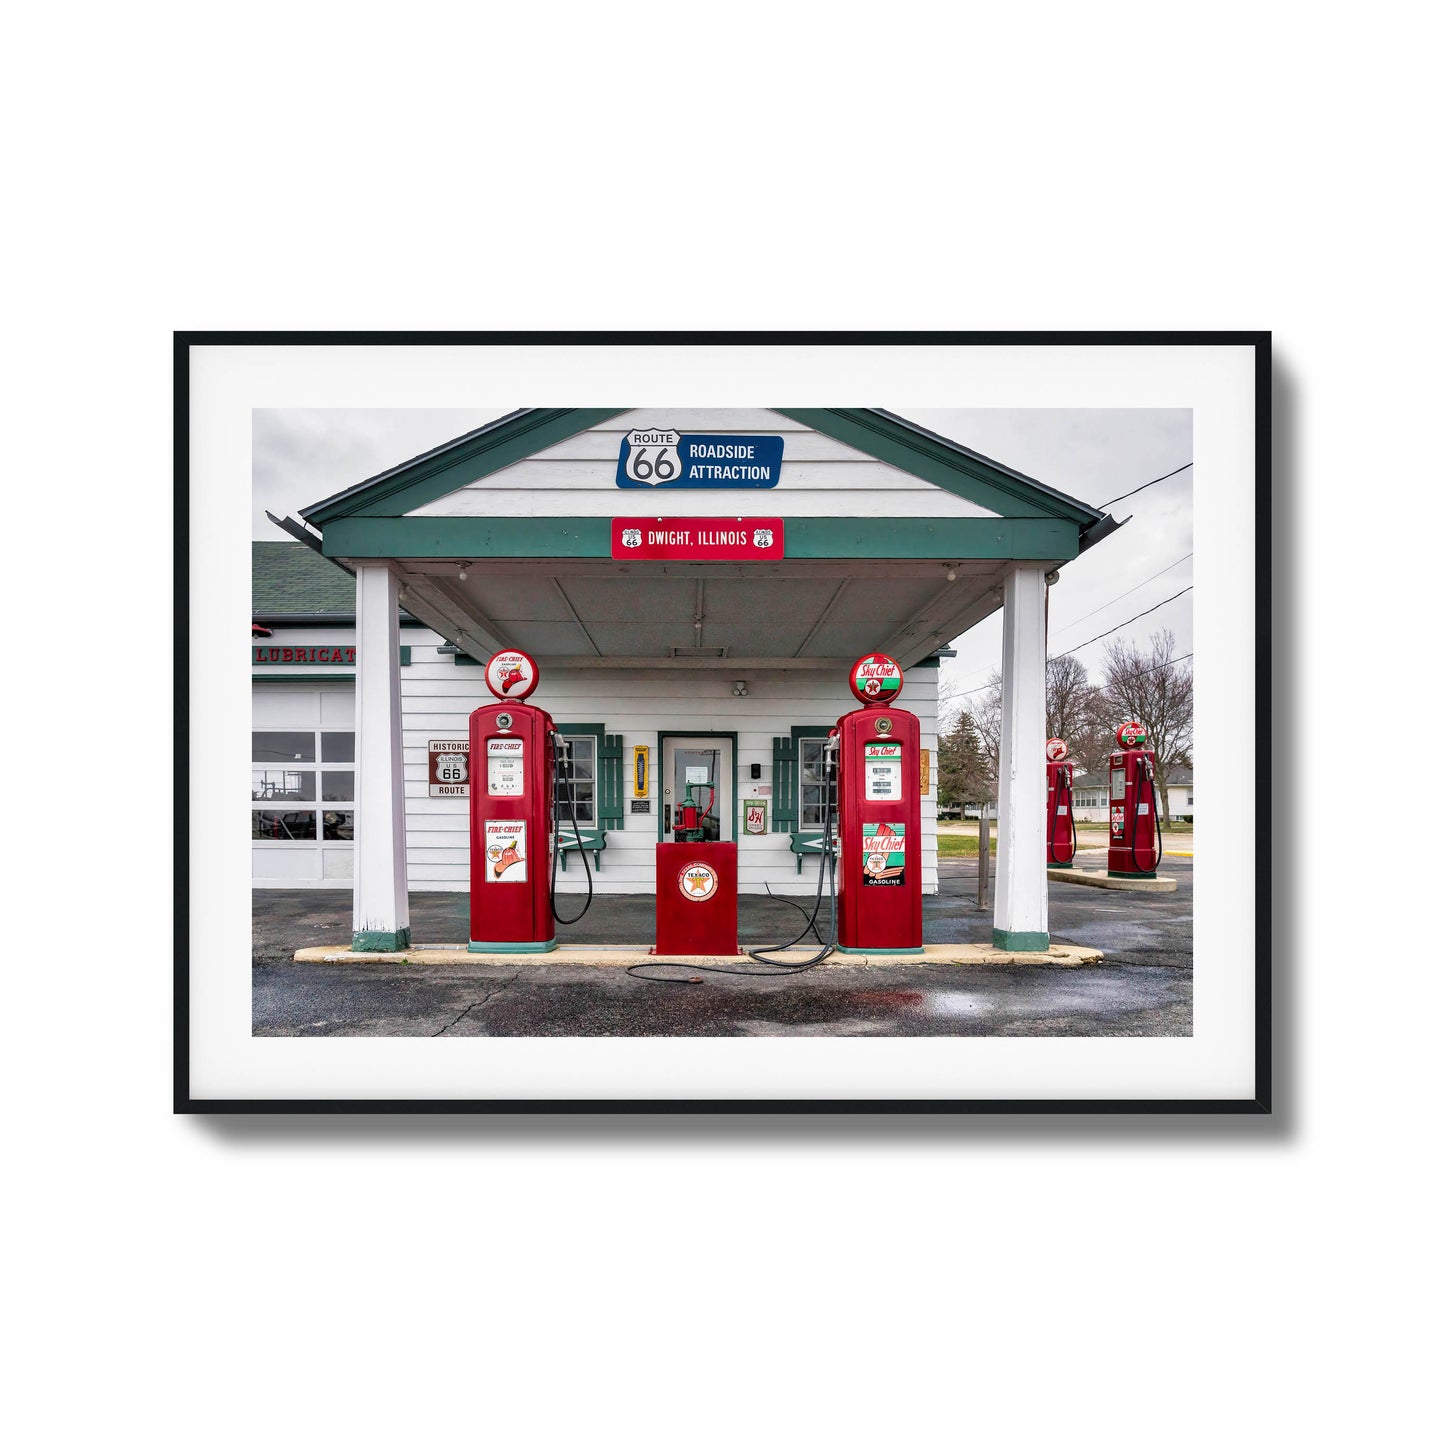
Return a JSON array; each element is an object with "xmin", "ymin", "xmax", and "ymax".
[{"xmin": 177, "ymin": 330, "xmax": 1270, "ymax": 1115}]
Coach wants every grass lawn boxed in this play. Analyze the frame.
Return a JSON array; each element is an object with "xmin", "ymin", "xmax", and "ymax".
[{"xmin": 937, "ymin": 834, "xmax": 997, "ymax": 858}]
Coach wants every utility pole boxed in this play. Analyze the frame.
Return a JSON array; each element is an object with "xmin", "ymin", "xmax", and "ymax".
[{"xmin": 976, "ymin": 800, "xmax": 989, "ymax": 910}]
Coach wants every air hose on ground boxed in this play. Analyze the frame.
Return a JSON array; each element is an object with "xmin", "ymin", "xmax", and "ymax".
[{"xmin": 550, "ymin": 733, "xmax": 593, "ymax": 926}]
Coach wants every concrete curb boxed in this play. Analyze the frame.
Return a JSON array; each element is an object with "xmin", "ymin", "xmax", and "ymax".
[
  {"xmin": 293, "ymin": 942, "xmax": 1106, "ymax": 969},
  {"xmin": 1047, "ymin": 868, "xmax": 1178, "ymax": 892}
]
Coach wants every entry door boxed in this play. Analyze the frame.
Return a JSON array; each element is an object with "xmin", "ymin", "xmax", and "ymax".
[{"xmin": 661, "ymin": 737, "xmax": 733, "ymax": 841}]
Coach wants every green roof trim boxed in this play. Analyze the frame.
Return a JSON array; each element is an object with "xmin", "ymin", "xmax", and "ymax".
[
  {"xmin": 322, "ymin": 515, "xmax": 1080, "ymax": 561},
  {"xmin": 774, "ymin": 409, "xmax": 1103, "ymax": 524},
  {"xmin": 300, "ymin": 408, "xmax": 630, "ymax": 524},
  {"xmin": 295, "ymin": 407, "xmax": 1106, "ymax": 535},
  {"xmin": 252, "ymin": 541, "xmax": 355, "ymax": 613}
]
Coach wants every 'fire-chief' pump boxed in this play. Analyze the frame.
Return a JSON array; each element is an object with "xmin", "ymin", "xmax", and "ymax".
[
  {"xmin": 467, "ymin": 650, "xmax": 592, "ymax": 952},
  {"xmin": 1046, "ymin": 736, "xmax": 1077, "ymax": 868}
]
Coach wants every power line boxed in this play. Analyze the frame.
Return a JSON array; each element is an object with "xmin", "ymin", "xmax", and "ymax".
[
  {"xmin": 1129, "ymin": 651, "xmax": 1193, "ymax": 680},
  {"xmin": 1051, "ymin": 552, "xmax": 1193, "ymax": 635},
  {"xmin": 948, "ymin": 640, "xmax": 1193, "ymax": 705},
  {"xmin": 1055, "ymin": 586, "xmax": 1193, "ymax": 657},
  {"xmin": 1097, "ymin": 461, "xmax": 1193, "ymax": 509}
]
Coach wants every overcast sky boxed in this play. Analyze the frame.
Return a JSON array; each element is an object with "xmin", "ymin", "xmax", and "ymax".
[{"xmin": 254, "ymin": 408, "xmax": 1192, "ymax": 703}]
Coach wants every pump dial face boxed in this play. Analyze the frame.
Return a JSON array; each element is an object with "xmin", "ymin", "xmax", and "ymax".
[
  {"xmin": 849, "ymin": 652, "xmax": 904, "ymax": 705},
  {"xmin": 1046, "ymin": 737, "xmax": 1069, "ymax": 761},
  {"xmin": 484, "ymin": 649, "xmax": 540, "ymax": 701},
  {"xmin": 1115, "ymin": 720, "xmax": 1148, "ymax": 748}
]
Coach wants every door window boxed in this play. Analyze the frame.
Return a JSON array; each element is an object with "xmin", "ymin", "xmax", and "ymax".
[{"xmin": 674, "ymin": 747, "xmax": 722, "ymax": 841}]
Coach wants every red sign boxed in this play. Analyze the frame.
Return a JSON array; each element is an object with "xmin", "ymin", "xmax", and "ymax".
[
  {"xmin": 484, "ymin": 649, "xmax": 540, "ymax": 701},
  {"xmin": 611, "ymin": 517, "xmax": 784, "ymax": 561},
  {"xmin": 252, "ymin": 645, "xmax": 356, "ymax": 665}
]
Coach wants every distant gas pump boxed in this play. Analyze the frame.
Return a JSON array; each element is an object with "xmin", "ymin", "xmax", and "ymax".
[
  {"xmin": 1107, "ymin": 720, "xmax": 1162, "ymax": 879},
  {"xmin": 834, "ymin": 653, "xmax": 923, "ymax": 954},
  {"xmin": 1046, "ymin": 737, "xmax": 1076, "ymax": 868},
  {"xmin": 467, "ymin": 650, "xmax": 592, "ymax": 952}
]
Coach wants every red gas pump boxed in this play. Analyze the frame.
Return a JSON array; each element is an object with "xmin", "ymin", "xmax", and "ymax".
[
  {"xmin": 834, "ymin": 653, "xmax": 923, "ymax": 954},
  {"xmin": 1107, "ymin": 720, "xmax": 1163, "ymax": 879},
  {"xmin": 467, "ymin": 649, "xmax": 591, "ymax": 952},
  {"xmin": 1046, "ymin": 737, "xmax": 1076, "ymax": 868}
]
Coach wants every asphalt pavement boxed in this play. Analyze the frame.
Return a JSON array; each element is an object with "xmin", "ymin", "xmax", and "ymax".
[{"xmin": 252, "ymin": 854, "xmax": 1192, "ymax": 1037}]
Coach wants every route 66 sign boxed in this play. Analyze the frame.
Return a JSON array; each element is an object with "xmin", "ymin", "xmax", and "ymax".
[
  {"xmin": 620, "ymin": 527, "xmax": 643, "ymax": 548},
  {"xmin": 428, "ymin": 740, "xmax": 470, "ymax": 797},
  {"xmin": 620, "ymin": 429, "xmax": 682, "ymax": 486}
]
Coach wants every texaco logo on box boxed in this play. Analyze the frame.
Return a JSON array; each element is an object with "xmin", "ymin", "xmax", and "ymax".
[{"xmin": 678, "ymin": 862, "xmax": 718, "ymax": 902}]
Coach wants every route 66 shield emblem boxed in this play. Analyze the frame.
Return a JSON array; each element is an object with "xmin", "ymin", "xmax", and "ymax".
[
  {"xmin": 621, "ymin": 528, "xmax": 642, "ymax": 548},
  {"xmin": 752, "ymin": 527, "xmax": 773, "ymax": 549}
]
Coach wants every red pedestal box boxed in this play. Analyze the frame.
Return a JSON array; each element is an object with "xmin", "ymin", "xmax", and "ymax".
[{"xmin": 654, "ymin": 842, "xmax": 738, "ymax": 956}]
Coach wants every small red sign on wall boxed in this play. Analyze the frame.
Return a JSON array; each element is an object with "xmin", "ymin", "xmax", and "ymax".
[{"xmin": 611, "ymin": 518, "xmax": 784, "ymax": 561}]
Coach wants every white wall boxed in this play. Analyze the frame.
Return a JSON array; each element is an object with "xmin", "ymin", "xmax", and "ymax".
[{"xmin": 400, "ymin": 644, "xmax": 940, "ymax": 895}]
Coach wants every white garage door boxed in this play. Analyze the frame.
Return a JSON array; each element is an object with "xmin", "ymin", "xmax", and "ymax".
[{"xmin": 252, "ymin": 683, "xmax": 356, "ymax": 887}]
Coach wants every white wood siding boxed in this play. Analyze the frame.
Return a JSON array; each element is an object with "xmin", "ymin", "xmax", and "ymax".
[
  {"xmin": 407, "ymin": 409, "xmax": 999, "ymax": 521},
  {"xmin": 399, "ymin": 645, "xmax": 940, "ymax": 896}
]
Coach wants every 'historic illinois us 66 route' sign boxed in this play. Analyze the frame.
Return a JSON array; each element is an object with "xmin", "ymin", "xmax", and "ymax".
[
  {"xmin": 428, "ymin": 739, "xmax": 470, "ymax": 797},
  {"xmin": 611, "ymin": 517, "xmax": 785, "ymax": 561},
  {"xmin": 616, "ymin": 429, "xmax": 784, "ymax": 489}
]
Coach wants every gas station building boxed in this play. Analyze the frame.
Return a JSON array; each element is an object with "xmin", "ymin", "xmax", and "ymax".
[{"xmin": 254, "ymin": 409, "xmax": 1118, "ymax": 953}]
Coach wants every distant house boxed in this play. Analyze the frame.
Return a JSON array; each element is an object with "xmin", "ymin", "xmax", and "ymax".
[
  {"xmin": 1025, "ymin": 766, "xmax": 1192, "ymax": 824},
  {"xmin": 1166, "ymin": 773, "xmax": 1193, "ymax": 821}
]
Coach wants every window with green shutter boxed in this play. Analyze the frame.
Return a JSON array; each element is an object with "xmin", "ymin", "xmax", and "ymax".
[{"xmin": 556, "ymin": 724, "xmax": 623, "ymax": 832}]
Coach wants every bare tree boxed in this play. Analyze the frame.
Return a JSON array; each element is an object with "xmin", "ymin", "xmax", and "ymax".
[
  {"xmin": 965, "ymin": 673, "xmax": 1002, "ymax": 803},
  {"xmin": 1044, "ymin": 654, "xmax": 1112, "ymax": 782},
  {"xmin": 1100, "ymin": 628, "xmax": 1194, "ymax": 828},
  {"xmin": 959, "ymin": 657, "xmax": 1111, "ymax": 796}
]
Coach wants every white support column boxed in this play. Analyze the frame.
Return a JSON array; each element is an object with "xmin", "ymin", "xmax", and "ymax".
[
  {"xmin": 993, "ymin": 564, "xmax": 1050, "ymax": 951},
  {"xmin": 352, "ymin": 563, "xmax": 410, "ymax": 951}
]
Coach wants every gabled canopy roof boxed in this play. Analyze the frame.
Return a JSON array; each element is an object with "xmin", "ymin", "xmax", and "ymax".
[
  {"xmin": 300, "ymin": 407, "xmax": 1112, "ymax": 554},
  {"xmin": 285, "ymin": 408, "xmax": 1120, "ymax": 668}
]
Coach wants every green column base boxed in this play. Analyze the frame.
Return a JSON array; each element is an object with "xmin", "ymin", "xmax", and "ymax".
[
  {"xmin": 1107, "ymin": 870, "xmax": 1156, "ymax": 880},
  {"xmin": 1049, "ymin": 861, "xmax": 1074, "ymax": 870},
  {"xmin": 833, "ymin": 943, "xmax": 925, "ymax": 955},
  {"xmin": 992, "ymin": 928, "xmax": 1050, "ymax": 952},
  {"xmin": 352, "ymin": 926, "xmax": 412, "ymax": 952},
  {"xmin": 468, "ymin": 938, "xmax": 557, "ymax": 953}
]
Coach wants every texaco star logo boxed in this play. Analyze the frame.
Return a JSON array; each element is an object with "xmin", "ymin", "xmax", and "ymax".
[{"xmin": 678, "ymin": 863, "xmax": 718, "ymax": 901}]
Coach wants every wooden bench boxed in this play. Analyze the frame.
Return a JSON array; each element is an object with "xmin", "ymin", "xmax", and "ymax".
[
  {"xmin": 788, "ymin": 831, "xmax": 825, "ymax": 873},
  {"xmin": 557, "ymin": 828, "xmax": 607, "ymax": 871}
]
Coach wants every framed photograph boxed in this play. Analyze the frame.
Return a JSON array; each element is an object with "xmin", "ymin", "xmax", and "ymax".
[{"xmin": 182, "ymin": 331, "xmax": 1268, "ymax": 1113}]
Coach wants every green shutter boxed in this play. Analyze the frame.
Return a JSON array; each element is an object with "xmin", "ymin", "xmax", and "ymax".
[
  {"xmin": 599, "ymin": 733, "xmax": 624, "ymax": 831},
  {"xmin": 772, "ymin": 735, "xmax": 798, "ymax": 831}
]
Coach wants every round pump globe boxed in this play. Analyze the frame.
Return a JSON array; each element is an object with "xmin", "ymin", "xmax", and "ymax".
[{"xmin": 848, "ymin": 653, "xmax": 904, "ymax": 705}]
